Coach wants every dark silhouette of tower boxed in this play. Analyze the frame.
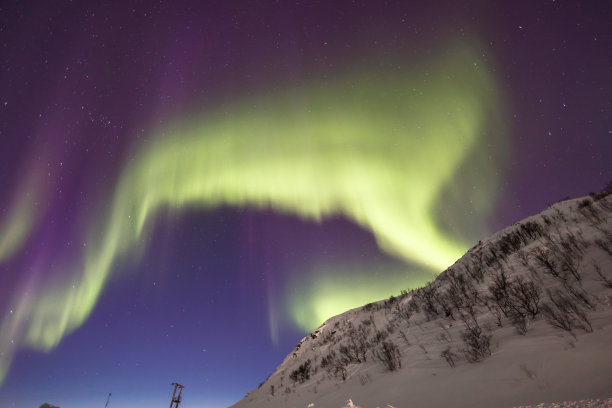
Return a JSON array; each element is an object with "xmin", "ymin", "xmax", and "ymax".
[{"xmin": 169, "ymin": 383, "xmax": 184, "ymax": 408}]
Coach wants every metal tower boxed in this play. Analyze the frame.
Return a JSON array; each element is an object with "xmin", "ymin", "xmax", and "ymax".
[{"xmin": 169, "ymin": 383, "xmax": 184, "ymax": 408}]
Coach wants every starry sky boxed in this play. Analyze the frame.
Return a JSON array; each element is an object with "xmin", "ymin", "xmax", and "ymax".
[{"xmin": 0, "ymin": 1, "xmax": 610, "ymax": 407}]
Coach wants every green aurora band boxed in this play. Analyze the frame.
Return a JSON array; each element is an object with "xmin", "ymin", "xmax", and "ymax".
[
  {"xmin": 287, "ymin": 263, "xmax": 435, "ymax": 334},
  {"xmin": 0, "ymin": 174, "xmax": 44, "ymax": 264},
  {"xmin": 0, "ymin": 47, "xmax": 505, "ymax": 383}
]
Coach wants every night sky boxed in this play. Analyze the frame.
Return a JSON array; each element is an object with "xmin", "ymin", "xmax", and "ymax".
[{"xmin": 0, "ymin": 1, "xmax": 610, "ymax": 407}]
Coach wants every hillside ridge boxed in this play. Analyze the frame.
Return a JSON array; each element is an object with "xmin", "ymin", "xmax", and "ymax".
[{"xmin": 230, "ymin": 190, "xmax": 612, "ymax": 408}]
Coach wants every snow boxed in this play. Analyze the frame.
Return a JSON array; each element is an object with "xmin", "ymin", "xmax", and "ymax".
[
  {"xmin": 512, "ymin": 398, "xmax": 612, "ymax": 408},
  {"xmin": 302, "ymin": 398, "xmax": 612, "ymax": 408},
  {"xmin": 230, "ymin": 192, "xmax": 612, "ymax": 408}
]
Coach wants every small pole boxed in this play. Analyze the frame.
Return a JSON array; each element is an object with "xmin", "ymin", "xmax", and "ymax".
[
  {"xmin": 104, "ymin": 393, "xmax": 111, "ymax": 408},
  {"xmin": 169, "ymin": 383, "xmax": 184, "ymax": 408}
]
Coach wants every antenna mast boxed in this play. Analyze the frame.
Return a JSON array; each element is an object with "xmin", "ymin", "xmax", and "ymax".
[
  {"xmin": 169, "ymin": 383, "xmax": 184, "ymax": 408},
  {"xmin": 104, "ymin": 393, "xmax": 112, "ymax": 408}
]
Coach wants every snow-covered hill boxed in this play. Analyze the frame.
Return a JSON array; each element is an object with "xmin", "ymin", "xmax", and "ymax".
[{"xmin": 230, "ymin": 191, "xmax": 612, "ymax": 408}]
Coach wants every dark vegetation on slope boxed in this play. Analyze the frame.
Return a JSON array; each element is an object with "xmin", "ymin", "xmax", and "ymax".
[{"xmin": 258, "ymin": 188, "xmax": 612, "ymax": 398}]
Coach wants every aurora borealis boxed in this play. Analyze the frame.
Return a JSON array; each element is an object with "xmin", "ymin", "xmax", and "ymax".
[{"xmin": 0, "ymin": 1, "xmax": 610, "ymax": 407}]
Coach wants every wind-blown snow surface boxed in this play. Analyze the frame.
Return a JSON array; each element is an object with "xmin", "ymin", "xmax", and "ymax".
[
  {"xmin": 513, "ymin": 398, "xmax": 612, "ymax": 408},
  {"xmin": 230, "ymin": 192, "xmax": 612, "ymax": 408}
]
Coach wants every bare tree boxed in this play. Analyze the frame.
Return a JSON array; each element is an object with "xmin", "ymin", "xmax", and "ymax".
[
  {"xmin": 542, "ymin": 289, "xmax": 592, "ymax": 334},
  {"xmin": 373, "ymin": 340, "xmax": 402, "ymax": 371},
  {"xmin": 460, "ymin": 315, "xmax": 491, "ymax": 363},
  {"xmin": 594, "ymin": 264, "xmax": 612, "ymax": 288}
]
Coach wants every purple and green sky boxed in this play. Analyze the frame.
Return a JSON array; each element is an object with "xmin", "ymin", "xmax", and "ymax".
[{"xmin": 0, "ymin": 1, "xmax": 610, "ymax": 407}]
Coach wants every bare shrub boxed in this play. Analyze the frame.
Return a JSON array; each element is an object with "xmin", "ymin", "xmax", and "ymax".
[
  {"xmin": 370, "ymin": 329, "xmax": 388, "ymax": 346},
  {"xmin": 319, "ymin": 329, "xmax": 336, "ymax": 345},
  {"xmin": 563, "ymin": 281, "xmax": 595, "ymax": 310},
  {"xmin": 508, "ymin": 276, "xmax": 541, "ymax": 318},
  {"xmin": 533, "ymin": 246, "xmax": 566, "ymax": 281},
  {"xmin": 509, "ymin": 313, "xmax": 528, "ymax": 335},
  {"xmin": 516, "ymin": 250, "xmax": 530, "ymax": 267},
  {"xmin": 558, "ymin": 241, "xmax": 584, "ymax": 281},
  {"xmin": 407, "ymin": 297, "xmax": 421, "ymax": 313},
  {"xmin": 541, "ymin": 303, "xmax": 573, "ymax": 333},
  {"xmin": 373, "ymin": 340, "xmax": 402, "ymax": 371},
  {"xmin": 460, "ymin": 316, "xmax": 491, "ymax": 363},
  {"xmin": 321, "ymin": 351, "xmax": 348, "ymax": 380},
  {"xmin": 289, "ymin": 359, "xmax": 312, "ymax": 383},
  {"xmin": 488, "ymin": 268, "xmax": 511, "ymax": 318},
  {"xmin": 490, "ymin": 221, "xmax": 544, "ymax": 265},
  {"xmin": 437, "ymin": 292, "xmax": 455, "ymax": 320},
  {"xmin": 542, "ymin": 289, "xmax": 592, "ymax": 333},
  {"xmin": 398, "ymin": 329, "xmax": 411, "ymax": 346},
  {"xmin": 594, "ymin": 264, "xmax": 612, "ymax": 288},
  {"xmin": 338, "ymin": 344, "xmax": 360, "ymax": 365},
  {"xmin": 595, "ymin": 192, "xmax": 612, "ymax": 210},
  {"xmin": 333, "ymin": 363, "xmax": 347, "ymax": 381},
  {"xmin": 578, "ymin": 198, "xmax": 604, "ymax": 222},
  {"xmin": 441, "ymin": 346, "xmax": 458, "ymax": 367},
  {"xmin": 413, "ymin": 285, "xmax": 440, "ymax": 321},
  {"xmin": 393, "ymin": 301, "xmax": 413, "ymax": 320},
  {"xmin": 385, "ymin": 294, "xmax": 397, "ymax": 307},
  {"xmin": 320, "ymin": 350, "xmax": 336, "ymax": 369},
  {"xmin": 446, "ymin": 269, "xmax": 481, "ymax": 313},
  {"xmin": 362, "ymin": 302, "xmax": 379, "ymax": 312},
  {"xmin": 595, "ymin": 238, "xmax": 612, "ymax": 257},
  {"xmin": 336, "ymin": 324, "xmax": 371, "ymax": 364},
  {"xmin": 487, "ymin": 270, "xmax": 534, "ymax": 334},
  {"xmin": 464, "ymin": 262, "xmax": 485, "ymax": 283}
]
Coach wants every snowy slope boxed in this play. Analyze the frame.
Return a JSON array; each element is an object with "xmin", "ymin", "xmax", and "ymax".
[{"xmin": 230, "ymin": 191, "xmax": 612, "ymax": 408}]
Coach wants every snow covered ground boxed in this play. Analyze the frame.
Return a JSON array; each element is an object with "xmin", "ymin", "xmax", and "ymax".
[
  {"xmin": 512, "ymin": 397, "xmax": 612, "ymax": 408},
  {"xmin": 230, "ymin": 192, "xmax": 612, "ymax": 408},
  {"xmin": 335, "ymin": 398, "xmax": 612, "ymax": 408}
]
